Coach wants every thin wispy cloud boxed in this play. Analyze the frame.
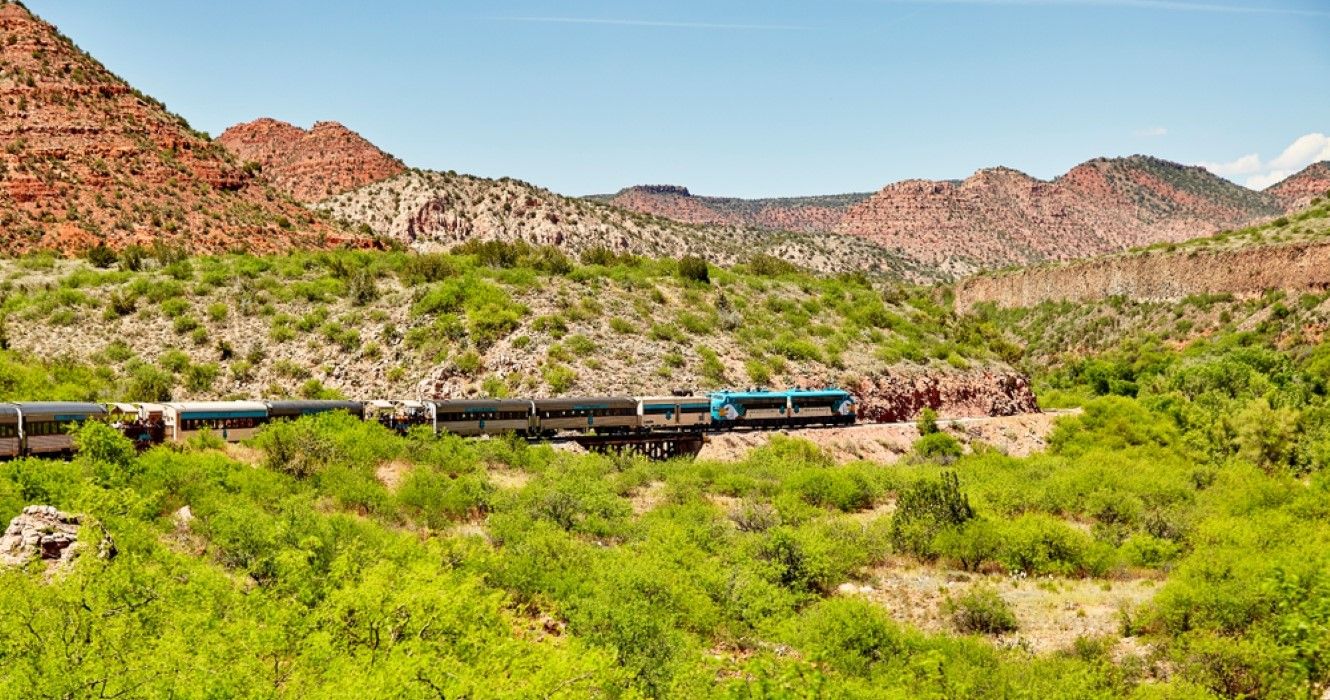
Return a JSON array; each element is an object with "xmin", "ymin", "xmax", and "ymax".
[
  {"xmin": 496, "ymin": 16, "xmax": 808, "ymax": 31},
  {"xmin": 1134, "ymin": 126, "xmax": 1168, "ymax": 137},
  {"xmin": 875, "ymin": 0, "xmax": 1330, "ymax": 18}
]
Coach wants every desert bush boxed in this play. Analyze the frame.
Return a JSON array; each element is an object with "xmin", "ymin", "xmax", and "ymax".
[
  {"xmin": 945, "ymin": 586, "xmax": 1019, "ymax": 635},
  {"xmin": 913, "ymin": 431, "xmax": 963, "ymax": 464},
  {"xmin": 677, "ymin": 255, "xmax": 710, "ymax": 284},
  {"xmin": 891, "ymin": 471, "xmax": 974, "ymax": 559}
]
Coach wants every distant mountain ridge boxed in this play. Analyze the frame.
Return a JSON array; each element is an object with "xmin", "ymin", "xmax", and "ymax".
[
  {"xmin": 590, "ymin": 186, "xmax": 873, "ymax": 234},
  {"xmin": 317, "ymin": 170, "xmax": 927, "ymax": 278},
  {"xmin": 0, "ymin": 3, "xmax": 347, "ymax": 254},
  {"xmin": 601, "ymin": 155, "xmax": 1292, "ymax": 275}
]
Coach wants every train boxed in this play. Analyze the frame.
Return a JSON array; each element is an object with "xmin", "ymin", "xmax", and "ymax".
[{"xmin": 0, "ymin": 388, "xmax": 857, "ymax": 458}]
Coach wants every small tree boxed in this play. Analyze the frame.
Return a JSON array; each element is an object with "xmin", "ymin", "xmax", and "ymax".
[
  {"xmin": 85, "ymin": 243, "xmax": 117, "ymax": 269},
  {"xmin": 891, "ymin": 471, "xmax": 974, "ymax": 559},
  {"xmin": 945, "ymin": 586, "xmax": 1019, "ymax": 635},
  {"xmin": 917, "ymin": 407, "xmax": 939, "ymax": 435},
  {"xmin": 677, "ymin": 255, "xmax": 710, "ymax": 285}
]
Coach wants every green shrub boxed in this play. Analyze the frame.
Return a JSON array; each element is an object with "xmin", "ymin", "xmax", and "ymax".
[
  {"xmin": 206, "ymin": 302, "xmax": 228, "ymax": 322},
  {"xmin": 944, "ymin": 586, "xmax": 1018, "ymax": 635},
  {"xmin": 917, "ymin": 407, "xmax": 939, "ymax": 435},
  {"xmin": 891, "ymin": 471, "xmax": 974, "ymax": 559},
  {"xmin": 85, "ymin": 243, "xmax": 117, "ymax": 269},
  {"xmin": 677, "ymin": 255, "xmax": 710, "ymax": 284},
  {"xmin": 913, "ymin": 431, "xmax": 963, "ymax": 464},
  {"xmin": 184, "ymin": 363, "xmax": 219, "ymax": 393}
]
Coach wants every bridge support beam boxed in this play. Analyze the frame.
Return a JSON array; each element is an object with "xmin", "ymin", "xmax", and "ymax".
[{"xmin": 569, "ymin": 432, "xmax": 706, "ymax": 461}]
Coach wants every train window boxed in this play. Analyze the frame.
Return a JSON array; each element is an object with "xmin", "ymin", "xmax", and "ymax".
[
  {"xmin": 26, "ymin": 421, "xmax": 72, "ymax": 436},
  {"xmin": 0, "ymin": 425, "xmax": 17, "ymax": 438},
  {"xmin": 680, "ymin": 404, "xmax": 711, "ymax": 413},
  {"xmin": 182, "ymin": 417, "xmax": 259, "ymax": 431}
]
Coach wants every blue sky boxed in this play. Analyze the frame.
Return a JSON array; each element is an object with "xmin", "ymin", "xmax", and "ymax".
[{"xmin": 28, "ymin": 0, "xmax": 1330, "ymax": 198}]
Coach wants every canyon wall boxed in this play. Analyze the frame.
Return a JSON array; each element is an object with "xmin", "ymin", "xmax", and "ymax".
[{"xmin": 955, "ymin": 240, "xmax": 1330, "ymax": 312}]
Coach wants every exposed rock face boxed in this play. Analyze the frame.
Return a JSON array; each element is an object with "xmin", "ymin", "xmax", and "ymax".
[
  {"xmin": 0, "ymin": 4, "xmax": 351, "ymax": 255},
  {"xmin": 218, "ymin": 118, "xmax": 406, "ymax": 203},
  {"xmin": 955, "ymin": 240, "xmax": 1330, "ymax": 312},
  {"xmin": 850, "ymin": 369, "xmax": 1039, "ymax": 423},
  {"xmin": 1266, "ymin": 162, "xmax": 1330, "ymax": 210},
  {"xmin": 596, "ymin": 185, "xmax": 872, "ymax": 234},
  {"xmin": 836, "ymin": 156, "xmax": 1285, "ymax": 276},
  {"xmin": 320, "ymin": 170, "xmax": 927, "ymax": 278},
  {"xmin": 1, "ymin": 505, "xmax": 112, "ymax": 568}
]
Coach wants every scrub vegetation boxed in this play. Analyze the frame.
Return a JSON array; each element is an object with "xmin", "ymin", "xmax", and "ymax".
[
  {"xmin": 2, "ymin": 306, "xmax": 1330, "ymax": 696},
  {"xmin": 0, "ymin": 243, "xmax": 1010, "ymax": 402},
  {"xmin": 6, "ymin": 233, "xmax": 1330, "ymax": 696}
]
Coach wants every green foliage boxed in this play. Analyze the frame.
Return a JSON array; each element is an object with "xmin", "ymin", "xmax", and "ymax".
[
  {"xmin": 917, "ymin": 407, "xmax": 940, "ymax": 435},
  {"xmin": 677, "ymin": 255, "xmax": 710, "ymax": 284},
  {"xmin": 913, "ymin": 431, "xmax": 963, "ymax": 464},
  {"xmin": 84, "ymin": 243, "xmax": 117, "ymax": 269},
  {"xmin": 945, "ymin": 586, "xmax": 1019, "ymax": 635},
  {"xmin": 891, "ymin": 471, "xmax": 974, "ymax": 559}
]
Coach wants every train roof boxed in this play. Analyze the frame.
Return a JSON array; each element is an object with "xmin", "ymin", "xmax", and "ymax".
[
  {"xmin": 533, "ymin": 396, "xmax": 638, "ymax": 410},
  {"xmin": 433, "ymin": 399, "xmax": 532, "ymax": 411},
  {"xmin": 265, "ymin": 400, "xmax": 365, "ymax": 417},
  {"xmin": 636, "ymin": 395, "xmax": 711, "ymax": 403},
  {"xmin": 13, "ymin": 401, "xmax": 108, "ymax": 417},
  {"xmin": 165, "ymin": 401, "xmax": 268, "ymax": 415},
  {"xmin": 0, "ymin": 404, "xmax": 17, "ymax": 420},
  {"xmin": 710, "ymin": 388, "xmax": 852, "ymax": 400}
]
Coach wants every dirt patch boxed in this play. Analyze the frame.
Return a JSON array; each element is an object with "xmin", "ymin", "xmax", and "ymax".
[
  {"xmin": 489, "ymin": 468, "xmax": 532, "ymax": 491},
  {"xmin": 855, "ymin": 561, "xmax": 1159, "ymax": 656},
  {"xmin": 375, "ymin": 460, "xmax": 413, "ymax": 490},
  {"xmin": 629, "ymin": 481, "xmax": 668, "ymax": 515},
  {"xmin": 224, "ymin": 443, "xmax": 264, "ymax": 467}
]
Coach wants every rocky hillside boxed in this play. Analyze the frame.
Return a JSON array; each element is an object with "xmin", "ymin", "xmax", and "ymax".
[
  {"xmin": 1266, "ymin": 161, "xmax": 1330, "ymax": 210},
  {"xmin": 592, "ymin": 185, "xmax": 871, "ymax": 234},
  {"xmin": 318, "ymin": 170, "xmax": 929, "ymax": 278},
  {"xmin": 0, "ymin": 3, "xmax": 348, "ymax": 255},
  {"xmin": 955, "ymin": 195, "xmax": 1330, "ymax": 312},
  {"xmin": 0, "ymin": 249, "xmax": 1030, "ymax": 420},
  {"xmin": 836, "ymin": 156, "xmax": 1285, "ymax": 276},
  {"xmin": 218, "ymin": 118, "xmax": 406, "ymax": 203}
]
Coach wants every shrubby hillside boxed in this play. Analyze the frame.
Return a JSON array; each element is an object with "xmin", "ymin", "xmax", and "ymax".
[
  {"xmin": 0, "ymin": 243, "xmax": 1012, "ymax": 403},
  {"xmin": 4, "ymin": 316, "xmax": 1330, "ymax": 695}
]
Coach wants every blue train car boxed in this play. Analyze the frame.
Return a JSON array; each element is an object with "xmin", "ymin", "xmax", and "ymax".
[{"xmin": 709, "ymin": 388, "xmax": 856, "ymax": 429}]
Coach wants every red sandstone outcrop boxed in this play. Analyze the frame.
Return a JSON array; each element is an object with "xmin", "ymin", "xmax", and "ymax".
[
  {"xmin": 0, "ymin": 4, "xmax": 351, "ymax": 255},
  {"xmin": 835, "ymin": 156, "xmax": 1284, "ymax": 275},
  {"xmin": 1266, "ymin": 162, "xmax": 1330, "ymax": 210},
  {"xmin": 218, "ymin": 118, "xmax": 406, "ymax": 203},
  {"xmin": 850, "ymin": 369, "xmax": 1038, "ymax": 423}
]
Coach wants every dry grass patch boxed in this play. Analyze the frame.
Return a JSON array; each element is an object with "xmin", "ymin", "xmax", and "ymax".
[{"xmin": 855, "ymin": 560, "xmax": 1160, "ymax": 655}]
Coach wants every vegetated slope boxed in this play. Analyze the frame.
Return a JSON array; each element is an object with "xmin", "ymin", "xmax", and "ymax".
[
  {"xmin": 218, "ymin": 118, "xmax": 406, "ymax": 203},
  {"xmin": 1266, "ymin": 161, "xmax": 1330, "ymax": 210},
  {"xmin": 0, "ymin": 3, "xmax": 347, "ymax": 254},
  {"xmin": 319, "ymin": 170, "xmax": 930, "ymax": 279},
  {"xmin": 837, "ymin": 156, "xmax": 1286, "ymax": 276},
  {"xmin": 955, "ymin": 196, "xmax": 1330, "ymax": 312},
  {"xmin": 5, "ymin": 297, "xmax": 1330, "ymax": 696},
  {"xmin": 591, "ymin": 184, "xmax": 872, "ymax": 234},
  {"xmin": 0, "ymin": 247, "xmax": 1029, "ymax": 416}
]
